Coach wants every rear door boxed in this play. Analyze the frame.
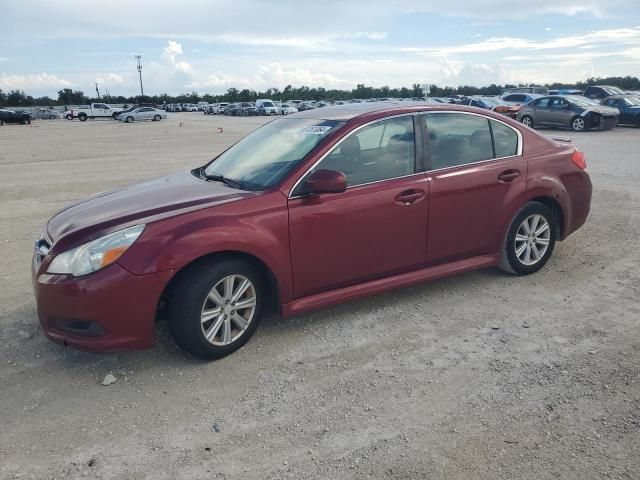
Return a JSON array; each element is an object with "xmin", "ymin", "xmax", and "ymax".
[
  {"xmin": 288, "ymin": 114, "xmax": 429, "ymax": 298},
  {"xmin": 423, "ymin": 112, "xmax": 525, "ymax": 264}
]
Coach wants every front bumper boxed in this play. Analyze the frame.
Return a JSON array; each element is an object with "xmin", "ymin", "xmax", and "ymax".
[{"xmin": 32, "ymin": 259, "xmax": 174, "ymax": 352}]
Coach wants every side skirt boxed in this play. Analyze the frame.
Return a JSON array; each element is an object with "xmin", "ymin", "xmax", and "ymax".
[{"xmin": 282, "ymin": 254, "xmax": 501, "ymax": 317}]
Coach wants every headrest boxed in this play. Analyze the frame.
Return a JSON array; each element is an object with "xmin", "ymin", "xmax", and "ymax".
[{"xmin": 341, "ymin": 135, "xmax": 361, "ymax": 157}]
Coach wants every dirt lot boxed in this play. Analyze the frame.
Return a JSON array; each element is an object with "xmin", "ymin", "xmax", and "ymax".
[{"xmin": 0, "ymin": 113, "xmax": 638, "ymax": 480}]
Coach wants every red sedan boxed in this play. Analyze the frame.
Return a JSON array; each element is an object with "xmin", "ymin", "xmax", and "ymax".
[{"xmin": 32, "ymin": 103, "xmax": 592, "ymax": 359}]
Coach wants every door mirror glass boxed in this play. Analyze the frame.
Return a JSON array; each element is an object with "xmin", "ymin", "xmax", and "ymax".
[{"xmin": 303, "ymin": 169, "xmax": 347, "ymax": 194}]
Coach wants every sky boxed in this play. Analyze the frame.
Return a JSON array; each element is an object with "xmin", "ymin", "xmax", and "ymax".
[{"xmin": 1, "ymin": 0, "xmax": 640, "ymax": 97}]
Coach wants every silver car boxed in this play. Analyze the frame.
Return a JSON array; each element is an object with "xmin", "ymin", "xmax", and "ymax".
[
  {"xmin": 517, "ymin": 95, "xmax": 619, "ymax": 131},
  {"xmin": 31, "ymin": 109, "xmax": 61, "ymax": 120},
  {"xmin": 117, "ymin": 107, "xmax": 167, "ymax": 123}
]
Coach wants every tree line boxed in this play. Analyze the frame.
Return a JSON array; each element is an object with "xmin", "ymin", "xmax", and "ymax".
[{"xmin": 2, "ymin": 76, "xmax": 639, "ymax": 107}]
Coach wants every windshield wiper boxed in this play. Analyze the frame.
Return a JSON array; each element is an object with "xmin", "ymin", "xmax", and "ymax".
[{"xmin": 202, "ymin": 170, "xmax": 247, "ymax": 190}]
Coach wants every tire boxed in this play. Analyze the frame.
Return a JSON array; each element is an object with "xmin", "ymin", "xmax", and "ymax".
[
  {"xmin": 65, "ymin": 114, "xmax": 73, "ymax": 120},
  {"xmin": 167, "ymin": 258, "xmax": 265, "ymax": 360},
  {"xmin": 571, "ymin": 116, "xmax": 585, "ymax": 132},
  {"xmin": 500, "ymin": 202, "xmax": 557, "ymax": 275},
  {"xmin": 112, "ymin": 113, "xmax": 118, "ymax": 119},
  {"xmin": 0, "ymin": 119, "xmax": 4, "ymax": 126},
  {"xmin": 49, "ymin": 115, "xmax": 56, "ymax": 120},
  {"xmin": 520, "ymin": 115, "xmax": 534, "ymax": 128},
  {"xmin": 78, "ymin": 114, "xmax": 87, "ymax": 122},
  {"xmin": 126, "ymin": 116, "xmax": 134, "ymax": 123},
  {"xmin": 153, "ymin": 114, "xmax": 161, "ymax": 121}
]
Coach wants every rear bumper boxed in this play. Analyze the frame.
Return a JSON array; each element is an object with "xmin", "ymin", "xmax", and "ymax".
[{"xmin": 32, "ymin": 260, "xmax": 174, "ymax": 352}]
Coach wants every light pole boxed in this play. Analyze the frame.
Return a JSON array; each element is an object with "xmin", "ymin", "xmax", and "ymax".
[{"xmin": 135, "ymin": 55, "xmax": 144, "ymax": 98}]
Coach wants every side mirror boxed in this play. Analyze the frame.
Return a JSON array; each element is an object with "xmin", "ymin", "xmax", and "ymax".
[{"xmin": 303, "ymin": 169, "xmax": 347, "ymax": 195}]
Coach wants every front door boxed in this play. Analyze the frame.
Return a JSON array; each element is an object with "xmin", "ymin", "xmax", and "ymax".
[
  {"xmin": 288, "ymin": 115, "xmax": 429, "ymax": 298},
  {"xmin": 423, "ymin": 112, "xmax": 526, "ymax": 264}
]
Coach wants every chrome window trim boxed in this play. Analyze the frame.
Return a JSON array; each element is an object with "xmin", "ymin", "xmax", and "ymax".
[
  {"xmin": 288, "ymin": 109, "xmax": 524, "ymax": 199},
  {"xmin": 288, "ymin": 112, "xmax": 419, "ymax": 198}
]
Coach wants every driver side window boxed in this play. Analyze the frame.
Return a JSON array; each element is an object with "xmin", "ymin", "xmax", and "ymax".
[{"xmin": 309, "ymin": 116, "xmax": 416, "ymax": 187}]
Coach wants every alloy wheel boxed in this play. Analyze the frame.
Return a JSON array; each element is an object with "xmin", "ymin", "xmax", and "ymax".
[
  {"xmin": 200, "ymin": 274, "xmax": 256, "ymax": 346},
  {"xmin": 521, "ymin": 116, "xmax": 533, "ymax": 127},
  {"xmin": 514, "ymin": 214, "xmax": 551, "ymax": 266},
  {"xmin": 572, "ymin": 117, "xmax": 585, "ymax": 131}
]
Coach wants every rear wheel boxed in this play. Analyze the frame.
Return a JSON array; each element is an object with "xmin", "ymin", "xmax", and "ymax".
[
  {"xmin": 49, "ymin": 115, "xmax": 56, "ymax": 120},
  {"xmin": 571, "ymin": 116, "xmax": 585, "ymax": 131},
  {"xmin": 154, "ymin": 114, "xmax": 161, "ymax": 121},
  {"xmin": 520, "ymin": 115, "xmax": 534, "ymax": 128},
  {"xmin": 168, "ymin": 258, "xmax": 265, "ymax": 360},
  {"xmin": 78, "ymin": 113, "xmax": 87, "ymax": 122},
  {"xmin": 126, "ymin": 116, "xmax": 134, "ymax": 123},
  {"xmin": 65, "ymin": 114, "xmax": 73, "ymax": 120},
  {"xmin": 500, "ymin": 202, "xmax": 557, "ymax": 275}
]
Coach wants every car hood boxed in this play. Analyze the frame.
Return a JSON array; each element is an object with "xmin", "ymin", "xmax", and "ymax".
[
  {"xmin": 47, "ymin": 170, "xmax": 257, "ymax": 251},
  {"xmin": 583, "ymin": 105, "xmax": 619, "ymax": 115}
]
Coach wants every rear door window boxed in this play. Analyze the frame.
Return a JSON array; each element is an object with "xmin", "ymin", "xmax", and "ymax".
[
  {"xmin": 490, "ymin": 120, "xmax": 518, "ymax": 158},
  {"xmin": 424, "ymin": 113, "xmax": 493, "ymax": 169},
  {"xmin": 424, "ymin": 113, "xmax": 520, "ymax": 169}
]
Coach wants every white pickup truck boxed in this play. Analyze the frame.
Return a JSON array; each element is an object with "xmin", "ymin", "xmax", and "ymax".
[{"xmin": 66, "ymin": 103, "xmax": 124, "ymax": 121}]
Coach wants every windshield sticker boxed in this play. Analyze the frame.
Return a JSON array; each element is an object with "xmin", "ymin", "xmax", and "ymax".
[{"xmin": 299, "ymin": 125, "xmax": 332, "ymax": 135}]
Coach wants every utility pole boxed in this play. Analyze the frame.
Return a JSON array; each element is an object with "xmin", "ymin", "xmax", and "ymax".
[{"xmin": 135, "ymin": 55, "xmax": 144, "ymax": 98}]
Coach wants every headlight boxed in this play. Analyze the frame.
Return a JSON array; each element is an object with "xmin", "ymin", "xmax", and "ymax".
[{"xmin": 47, "ymin": 225, "xmax": 145, "ymax": 277}]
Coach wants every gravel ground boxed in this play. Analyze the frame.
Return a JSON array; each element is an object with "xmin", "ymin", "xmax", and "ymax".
[{"xmin": 0, "ymin": 113, "xmax": 638, "ymax": 480}]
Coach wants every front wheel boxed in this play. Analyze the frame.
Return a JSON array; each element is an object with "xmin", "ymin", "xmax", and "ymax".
[
  {"xmin": 126, "ymin": 116, "xmax": 134, "ymax": 123},
  {"xmin": 49, "ymin": 115, "xmax": 56, "ymax": 120},
  {"xmin": 500, "ymin": 202, "xmax": 557, "ymax": 275},
  {"xmin": 65, "ymin": 114, "xmax": 73, "ymax": 120},
  {"xmin": 154, "ymin": 114, "xmax": 161, "ymax": 121},
  {"xmin": 571, "ymin": 116, "xmax": 586, "ymax": 131},
  {"xmin": 167, "ymin": 258, "xmax": 265, "ymax": 360},
  {"xmin": 78, "ymin": 114, "xmax": 87, "ymax": 122},
  {"xmin": 520, "ymin": 115, "xmax": 534, "ymax": 128}
]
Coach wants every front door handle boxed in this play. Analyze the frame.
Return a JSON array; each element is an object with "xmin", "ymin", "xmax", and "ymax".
[
  {"xmin": 498, "ymin": 169, "xmax": 521, "ymax": 183},
  {"xmin": 395, "ymin": 190, "xmax": 425, "ymax": 204}
]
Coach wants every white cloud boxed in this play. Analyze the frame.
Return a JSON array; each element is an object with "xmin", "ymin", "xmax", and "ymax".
[
  {"xmin": 0, "ymin": 72, "xmax": 73, "ymax": 90},
  {"xmin": 162, "ymin": 40, "xmax": 192, "ymax": 73},
  {"xmin": 162, "ymin": 40, "xmax": 183, "ymax": 63},
  {"xmin": 188, "ymin": 63, "xmax": 352, "ymax": 90},
  {"xmin": 406, "ymin": 27, "xmax": 640, "ymax": 56},
  {"xmin": 96, "ymin": 73, "xmax": 124, "ymax": 85}
]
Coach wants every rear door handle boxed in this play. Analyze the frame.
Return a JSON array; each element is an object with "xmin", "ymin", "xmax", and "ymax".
[
  {"xmin": 395, "ymin": 190, "xmax": 425, "ymax": 204},
  {"xmin": 498, "ymin": 170, "xmax": 521, "ymax": 183}
]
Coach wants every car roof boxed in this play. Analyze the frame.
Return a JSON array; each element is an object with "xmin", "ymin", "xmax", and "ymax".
[{"xmin": 287, "ymin": 101, "xmax": 480, "ymax": 121}]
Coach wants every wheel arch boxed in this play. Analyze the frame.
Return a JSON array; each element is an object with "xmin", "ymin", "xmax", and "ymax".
[
  {"xmin": 157, "ymin": 250, "xmax": 281, "ymax": 322},
  {"xmin": 527, "ymin": 196, "xmax": 564, "ymax": 238}
]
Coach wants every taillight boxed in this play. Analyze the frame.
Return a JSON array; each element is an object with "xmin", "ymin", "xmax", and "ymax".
[{"xmin": 571, "ymin": 150, "xmax": 587, "ymax": 169}]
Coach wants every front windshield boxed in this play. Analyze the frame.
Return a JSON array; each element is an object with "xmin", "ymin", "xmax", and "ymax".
[
  {"xmin": 204, "ymin": 118, "xmax": 344, "ymax": 190},
  {"xmin": 567, "ymin": 96, "xmax": 599, "ymax": 107}
]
